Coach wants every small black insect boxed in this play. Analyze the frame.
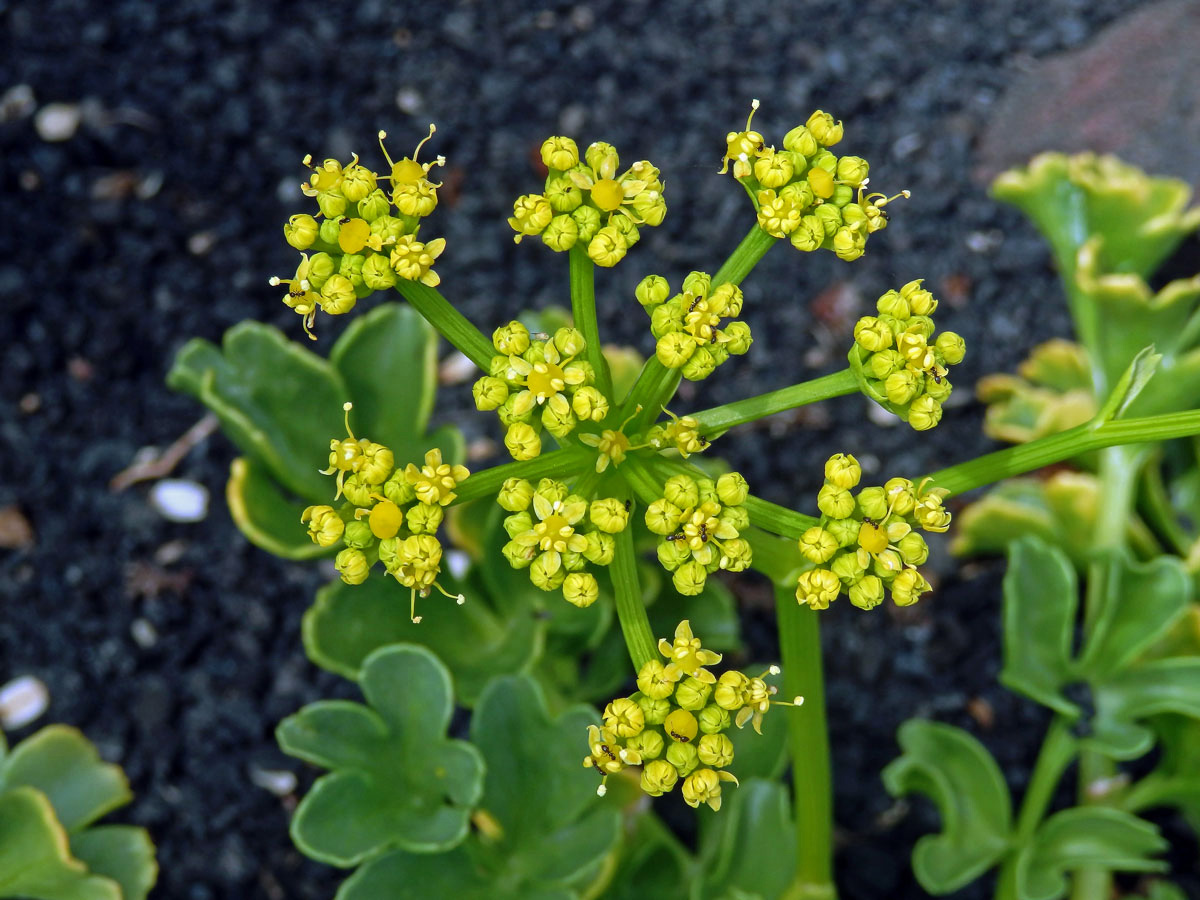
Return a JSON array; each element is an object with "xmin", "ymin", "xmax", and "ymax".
[
  {"xmin": 687, "ymin": 296, "xmax": 702, "ymax": 314},
  {"xmin": 699, "ymin": 523, "xmax": 708, "ymax": 542},
  {"xmin": 623, "ymin": 499, "xmax": 632, "ymax": 512},
  {"xmin": 339, "ymin": 216, "xmax": 351, "ymax": 225},
  {"xmin": 666, "ymin": 533, "xmax": 684, "ymax": 542}
]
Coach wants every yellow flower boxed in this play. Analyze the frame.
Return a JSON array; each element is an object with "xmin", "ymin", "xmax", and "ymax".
[
  {"xmin": 404, "ymin": 449, "xmax": 469, "ymax": 506},
  {"xmin": 720, "ymin": 99, "xmax": 765, "ymax": 178},
  {"xmin": 682, "ymin": 768, "xmax": 739, "ymax": 811},
  {"xmin": 504, "ymin": 340, "xmax": 586, "ymax": 421},
  {"xmin": 511, "ymin": 491, "xmax": 589, "ymax": 581},
  {"xmin": 658, "ymin": 620, "xmax": 722, "ymax": 684},
  {"xmin": 389, "ymin": 234, "xmax": 447, "ymax": 287}
]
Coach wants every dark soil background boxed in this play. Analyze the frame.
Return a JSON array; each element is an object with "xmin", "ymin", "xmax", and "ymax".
[{"xmin": 2, "ymin": 1, "xmax": 1197, "ymax": 898}]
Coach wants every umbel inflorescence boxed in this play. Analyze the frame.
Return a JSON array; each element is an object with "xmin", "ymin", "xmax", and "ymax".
[{"xmin": 285, "ymin": 103, "xmax": 962, "ymax": 808}]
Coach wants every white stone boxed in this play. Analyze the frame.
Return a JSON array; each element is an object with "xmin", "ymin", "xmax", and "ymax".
[
  {"xmin": 0, "ymin": 675, "xmax": 49, "ymax": 729},
  {"xmin": 150, "ymin": 479, "xmax": 209, "ymax": 523},
  {"xmin": 34, "ymin": 102, "xmax": 81, "ymax": 141}
]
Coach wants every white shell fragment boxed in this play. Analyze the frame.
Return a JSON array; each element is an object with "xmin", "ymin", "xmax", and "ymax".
[
  {"xmin": 0, "ymin": 675, "xmax": 50, "ymax": 730},
  {"xmin": 150, "ymin": 479, "xmax": 209, "ymax": 523}
]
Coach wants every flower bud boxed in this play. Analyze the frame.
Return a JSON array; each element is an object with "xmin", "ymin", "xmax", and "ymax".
[
  {"xmin": 682, "ymin": 768, "xmax": 733, "ymax": 811},
  {"xmin": 529, "ymin": 551, "xmax": 567, "ymax": 591},
  {"xmin": 891, "ymin": 568, "xmax": 929, "ymax": 607},
  {"xmin": 666, "ymin": 743, "xmax": 700, "ymax": 779},
  {"xmin": 900, "ymin": 279, "xmax": 937, "ymax": 315},
  {"xmin": 856, "ymin": 486, "xmax": 888, "ymax": 520},
  {"xmin": 915, "ymin": 492, "xmax": 952, "ymax": 533},
  {"xmin": 854, "ymin": 316, "xmax": 893, "ymax": 352},
  {"xmin": 641, "ymin": 759, "xmax": 679, "ymax": 796},
  {"xmin": 582, "ymin": 530, "xmax": 616, "ymax": 566},
  {"xmin": 503, "ymin": 511, "xmax": 533, "ymax": 539},
  {"xmin": 335, "ymin": 548, "xmax": 369, "ymax": 585},
  {"xmin": 508, "ymin": 194, "xmax": 553, "ymax": 240},
  {"xmin": 357, "ymin": 189, "xmax": 390, "ymax": 223},
  {"xmin": 875, "ymin": 289, "xmax": 910, "ymax": 319},
  {"xmin": 872, "ymin": 548, "xmax": 904, "ymax": 579},
  {"xmin": 756, "ymin": 189, "xmax": 802, "ymax": 237},
  {"xmin": 674, "ymin": 676, "xmax": 713, "ymax": 712},
  {"xmin": 627, "ymin": 729, "xmax": 665, "ymax": 761},
  {"xmin": 925, "ymin": 373, "xmax": 952, "ymax": 403},
  {"xmin": 753, "ymin": 147, "xmax": 795, "ymax": 188},
  {"xmin": 637, "ymin": 660, "xmax": 675, "ymax": 700},
  {"xmin": 817, "ymin": 484, "xmax": 855, "ymax": 519},
  {"xmin": 897, "ymin": 532, "xmax": 929, "ymax": 566},
  {"xmin": 541, "ymin": 136, "xmax": 579, "ymax": 171},
  {"xmin": 587, "ymin": 225, "xmax": 628, "ymax": 267},
  {"xmin": 790, "ymin": 216, "xmax": 825, "ymax": 252},
  {"xmin": 823, "ymin": 453, "xmax": 861, "ymax": 490},
  {"xmin": 603, "ymin": 697, "xmax": 644, "ymax": 738},
  {"xmin": 405, "ymin": 502, "xmax": 443, "ymax": 535},
  {"xmin": 783, "ymin": 124, "xmax": 820, "ymax": 157},
  {"xmin": 796, "ymin": 568, "xmax": 840, "ymax": 610},
  {"xmin": 319, "ymin": 274, "xmax": 357, "ymax": 315},
  {"xmin": 849, "ymin": 574, "xmax": 884, "ymax": 610},
  {"xmin": 541, "ymin": 402, "xmax": 577, "ymax": 439},
  {"xmin": 698, "ymin": 704, "xmax": 732, "ymax": 734},
  {"xmin": 340, "ymin": 164, "xmax": 377, "ymax": 204},
  {"xmin": 472, "ymin": 376, "xmax": 509, "ymax": 411},
  {"xmin": 541, "ymin": 214, "xmax": 579, "ymax": 251},
  {"xmin": 908, "ymin": 395, "xmax": 943, "ymax": 431},
  {"xmin": 830, "ymin": 550, "xmax": 866, "ymax": 585},
  {"xmin": 869, "ymin": 349, "xmax": 905, "ymax": 380},
  {"xmin": 885, "ymin": 478, "xmax": 916, "ymax": 515},
  {"xmin": 340, "ymin": 474, "xmax": 374, "ymax": 509},
  {"xmin": 713, "ymin": 472, "xmax": 748, "ymax": 508},
  {"xmin": 535, "ymin": 478, "xmax": 569, "ymax": 506},
  {"xmin": 836, "ymin": 155, "xmax": 869, "ymax": 187},
  {"xmin": 697, "ymin": 733, "xmax": 735, "ymax": 768},
  {"xmin": 636, "ymin": 274, "xmax": 671, "ymax": 308},
  {"xmin": 672, "ymin": 560, "xmax": 708, "ymax": 596},
  {"xmin": 504, "ymin": 423, "xmax": 541, "ymax": 460},
  {"xmin": 502, "ymin": 539, "xmax": 535, "ymax": 570},
  {"xmin": 302, "ymin": 505, "xmax": 344, "ymax": 547},
  {"xmin": 588, "ymin": 497, "xmax": 629, "ymax": 534},
  {"xmin": 316, "ymin": 190, "xmax": 348, "ymax": 219},
  {"xmin": 806, "ymin": 110, "xmax": 844, "ymax": 147},
  {"xmin": 544, "ymin": 173, "xmax": 583, "ymax": 213},
  {"xmin": 284, "ymin": 214, "xmax": 319, "ymax": 250},
  {"xmin": 936, "ymin": 331, "xmax": 966, "ymax": 366},
  {"xmin": 885, "ymin": 370, "xmax": 921, "ymax": 405},
  {"xmin": 833, "ymin": 226, "xmax": 865, "ymax": 261},
  {"xmin": 637, "ymin": 694, "xmax": 671, "ymax": 725},
  {"xmin": 680, "ymin": 346, "xmax": 718, "ymax": 382},
  {"xmin": 343, "ymin": 519, "xmax": 375, "ymax": 550},
  {"xmin": 383, "ymin": 471, "xmax": 416, "ymax": 507},
  {"xmin": 657, "ymin": 539, "xmax": 690, "ymax": 571},
  {"xmin": 360, "ymin": 253, "xmax": 397, "ymax": 291},
  {"xmin": 571, "ymin": 386, "xmax": 608, "ymax": 422},
  {"xmin": 723, "ymin": 321, "xmax": 753, "ymax": 355},
  {"xmin": 490, "ymin": 481, "xmax": 533, "ymax": 517},
  {"xmin": 799, "ymin": 527, "xmax": 838, "ymax": 564},
  {"xmin": 714, "ymin": 671, "xmax": 749, "ymax": 710},
  {"xmin": 663, "ymin": 475, "xmax": 699, "ymax": 510},
  {"xmin": 368, "ymin": 215, "xmax": 406, "ymax": 248},
  {"xmin": 656, "ymin": 331, "xmax": 695, "ymax": 369},
  {"xmin": 571, "ymin": 204, "xmax": 602, "ymax": 243},
  {"xmin": 645, "ymin": 498, "xmax": 683, "ymax": 536}
]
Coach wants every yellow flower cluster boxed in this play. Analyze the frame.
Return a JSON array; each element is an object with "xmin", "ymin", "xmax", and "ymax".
[
  {"xmin": 497, "ymin": 477, "xmax": 629, "ymax": 605},
  {"xmin": 721, "ymin": 102, "xmax": 908, "ymax": 262},
  {"xmin": 472, "ymin": 321, "xmax": 603, "ymax": 460},
  {"xmin": 271, "ymin": 126, "xmax": 447, "ymax": 339},
  {"xmin": 644, "ymin": 473, "xmax": 752, "ymax": 595},
  {"xmin": 301, "ymin": 403, "xmax": 468, "ymax": 622},
  {"xmin": 508, "ymin": 136, "xmax": 667, "ymax": 267},
  {"xmin": 635, "ymin": 272, "xmax": 753, "ymax": 380},
  {"xmin": 584, "ymin": 621, "xmax": 797, "ymax": 809},
  {"xmin": 795, "ymin": 453, "xmax": 951, "ymax": 611},
  {"xmin": 850, "ymin": 281, "xmax": 966, "ymax": 431}
]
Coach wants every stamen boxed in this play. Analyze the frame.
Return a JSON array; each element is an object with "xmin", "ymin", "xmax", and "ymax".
[
  {"xmin": 412, "ymin": 123, "xmax": 436, "ymax": 162},
  {"xmin": 342, "ymin": 402, "xmax": 356, "ymax": 440},
  {"xmin": 377, "ymin": 130, "xmax": 395, "ymax": 169},
  {"xmin": 410, "ymin": 587, "xmax": 422, "ymax": 624},
  {"xmin": 432, "ymin": 581, "xmax": 467, "ymax": 606}
]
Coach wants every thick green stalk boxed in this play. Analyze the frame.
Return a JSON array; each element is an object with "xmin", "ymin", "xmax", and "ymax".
[
  {"xmin": 995, "ymin": 716, "xmax": 1078, "ymax": 899},
  {"xmin": 746, "ymin": 527, "xmax": 805, "ymax": 585},
  {"xmin": 453, "ymin": 447, "xmax": 591, "ymax": 504},
  {"xmin": 610, "ymin": 496, "xmax": 656, "ymax": 669},
  {"xmin": 569, "ymin": 246, "xmax": 614, "ymax": 400},
  {"xmin": 775, "ymin": 584, "xmax": 837, "ymax": 900},
  {"xmin": 690, "ymin": 369, "xmax": 859, "ymax": 434},
  {"xmin": 925, "ymin": 411, "xmax": 1200, "ymax": 497},
  {"xmin": 395, "ymin": 280, "xmax": 495, "ymax": 370},
  {"xmin": 713, "ymin": 224, "xmax": 779, "ymax": 286}
]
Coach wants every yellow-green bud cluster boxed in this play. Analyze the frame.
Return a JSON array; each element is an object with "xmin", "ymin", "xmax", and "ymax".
[
  {"xmin": 508, "ymin": 136, "xmax": 667, "ymax": 267},
  {"xmin": 645, "ymin": 411, "xmax": 709, "ymax": 458},
  {"xmin": 795, "ymin": 454, "xmax": 951, "ymax": 611},
  {"xmin": 721, "ymin": 103, "xmax": 905, "ymax": 262},
  {"xmin": 849, "ymin": 281, "xmax": 965, "ymax": 431},
  {"xmin": 472, "ymin": 322, "xmax": 602, "ymax": 460},
  {"xmin": 497, "ymin": 477, "xmax": 629, "ymax": 604},
  {"xmin": 272, "ymin": 127, "xmax": 449, "ymax": 339},
  {"xmin": 636, "ymin": 271, "xmax": 753, "ymax": 380},
  {"xmin": 645, "ymin": 473, "xmax": 752, "ymax": 595},
  {"xmin": 583, "ymin": 621, "xmax": 787, "ymax": 810},
  {"xmin": 302, "ymin": 406, "xmax": 468, "ymax": 620}
]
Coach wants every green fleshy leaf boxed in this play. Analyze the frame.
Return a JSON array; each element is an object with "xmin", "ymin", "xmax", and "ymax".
[
  {"xmin": 335, "ymin": 674, "xmax": 620, "ymax": 898},
  {"xmin": 70, "ymin": 826, "xmax": 158, "ymax": 900},
  {"xmin": 602, "ymin": 811, "xmax": 691, "ymax": 900},
  {"xmin": 882, "ymin": 720, "xmax": 1012, "ymax": 894},
  {"xmin": 1092, "ymin": 344, "xmax": 1161, "ymax": 426},
  {"xmin": 330, "ymin": 304, "xmax": 465, "ymax": 467},
  {"xmin": 277, "ymin": 645, "xmax": 485, "ymax": 866},
  {"xmin": 999, "ymin": 537, "xmax": 1080, "ymax": 716},
  {"xmin": 0, "ymin": 787, "xmax": 121, "ymax": 900},
  {"xmin": 1018, "ymin": 339, "xmax": 1093, "ymax": 393},
  {"xmin": 1091, "ymin": 659, "xmax": 1200, "ymax": 759},
  {"xmin": 1076, "ymin": 552, "xmax": 1189, "ymax": 678},
  {"xmin": 695, "ymin": 777, "xmax": 796, "ymax": 900},
  {"xmin": 977, "ymin": 372, "xmax": 1097, "ymax": 445},
  {"xmin": 1014, "ymin": 807, "xmax": 1167, "ymax": 900},
  {"xmin": 302, "ymin": 569, "xmax": 542, "ymax": 705},
  {"xmin": 167, "ymin": 323, "xmax": 349, "ymax": 501},
  {"xmin": 226, "ymin": 456, "xmax": 331, "ymax": 560},
  {"xmin": 1146, "ymin": 882, "xmax": 1188, "ymax": 900},
  {"xmin": 0, "ymin": 727, "xmax": 132, "ymax": 833}
]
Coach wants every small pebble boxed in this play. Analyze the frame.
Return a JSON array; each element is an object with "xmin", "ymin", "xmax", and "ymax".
[
  {"xmin": 0, "ymin": 84, "xmax": 36, "ymax": 122},
  {"xmin": 131, "ymin": 618, "xmax": 159, "ymax": 648},
  {"xmin": 866, "ymin": 401, "xmax": 900, "ymax": 428},
  {"xmin": 34, "ymin": 102, "xmax": 82, "ymax": 141},
  {"xmin": 444, "ymin": 549, "xmax": 470, "ymax": 580},
  {"xmin": 150, "ymin": 479, "xmax": 209, "ymax": 523},
  {"xmin": 0, "ymin": 676, "xmax": 49, "ymax": 729},
  {"xmin": 249, "ymin": 767, "xmax": 297, "ymax": 797},
  {"xmin": 394, "ymin": 86, "xmax": 422, "ymax": 115},
  {"xmin": 438, "ymin": 351, "xmax": 476, "ymax": 385}
]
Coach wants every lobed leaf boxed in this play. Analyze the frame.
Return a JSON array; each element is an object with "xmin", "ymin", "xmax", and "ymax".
[{"xmin": 69, "ymin": 826, "xmax": 158, "ymax": 900}]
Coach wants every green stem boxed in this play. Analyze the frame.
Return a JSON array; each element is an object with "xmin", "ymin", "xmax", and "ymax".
[
  {"xmin": 610, "ymin": 489, "xmax": 656, "ymax": 670},
  {"xmin": 690, "ymin": 369, "xmax": 858, "ymax": 434},
  {"xmin": 995, "ymin": 716, "xmax": 1078, "ymax": 899},
  {"xmin": 746, "ymin": 496, "xmax": 821, "ymax": 540},
  {"xmin": 775, "ymin": 584, "xmax": 837, "ymax": 900},
  {"xmin": 569, "ymin": 246, "xmax": 614, "ymax": 401},
  {"xmin": 395, "ymin": 280, "xmax": 495, "ymax": 370},
  {"xmin": 713, "ymin": 224, "xmax": 779, "ymax": 286},
  {"xmin": 1138, "ymin": 455, "xmax": 1190, "ymax": 555},
  {"xmin": 925, "ymin": 411, "xmax": 1200, "ymax": 497},
  {"xmin": 453, "ymin": 447, "xmax": 591, "ymax": 504},
  {"xmin": 746, "ymin": 527, "xmax": 805, "ymax": 585}
]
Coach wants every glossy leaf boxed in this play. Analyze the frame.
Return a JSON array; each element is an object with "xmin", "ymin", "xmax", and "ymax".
[
  {"xmin": 336, "ymin": 674, "xmax": 620, "ymax": 899},
  {"xmin": 602, "ymin": 811, "xmax": 691, "ymax": 900},
  {"xmin": 1092, "ymin": 659, "xmax": 1200, "ymax": 759},
  {"xmin": 167, "ymin": 322, "xmax": 348, "ymax": 501},
  {"xmin": 302, "ymin": 570, "xmax": 542, "ymax": 705},
  {"xmin": 0, "ymin": 726, "xmax": 132, "ymax": 833},
  {"xmin": 277, "ymin": 645, "xmax": 485, "ymax": 866},
  {"xmin": 882, "ymin": 720, "xmax": 1012, "ymax": 894},
  {"xmin": 1014, "ymin": 807, "xmax": 1166, "ymax": 900},
  {"xmin": 695, "ymin": 777, "xmax": 796, "ymax": 900},
  {"xmin": 999, "ymin": 537, "xmax": 1079, "ymax": 716},
  {"xmin": 70, "ymin": 826, "xmax": 158, "ymax": 900},
  {"xmin": 329, "ymin": 304, "xmax": 464, "ymax": 467},
  {"xmin": 226, "ymin": 456, "xmax": 330, "ymax": 560},
  {"xmin": 0, "ymin": 787, "xmax": 120, "ymax": 900}
]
